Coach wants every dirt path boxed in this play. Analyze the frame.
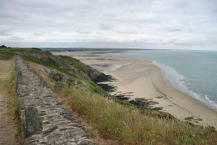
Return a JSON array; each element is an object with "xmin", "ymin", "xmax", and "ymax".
[{"xmin": 0, "ymin": 60, "xmax": 17, "ymax": 145}]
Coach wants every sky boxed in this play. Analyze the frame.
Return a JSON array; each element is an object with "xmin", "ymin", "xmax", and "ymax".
[{"xmin": 0, "ymin": 0, "xmax": 217, "ymax": 49}]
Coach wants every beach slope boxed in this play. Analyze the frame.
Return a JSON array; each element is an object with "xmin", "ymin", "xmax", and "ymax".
[{"xmin": 70, "ymin": 54, "xmax": 217, "ymax": 129}]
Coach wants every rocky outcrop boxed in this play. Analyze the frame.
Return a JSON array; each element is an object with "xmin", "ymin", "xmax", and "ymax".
[
  {"xmin": 44, "ymin": 68, "xmax": 87, "ymax": 91},
  {"xmin": 44, "ymin": 68, "xmax": 71, "ymax": 83},
  {"xmin": 15, "ymin": 56, "xmax": 93, "ymax": 145}
]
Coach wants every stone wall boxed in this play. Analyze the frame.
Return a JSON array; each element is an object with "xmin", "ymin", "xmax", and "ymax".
[{"xmin": 15, "ymin": 56, "xmax": 93, "ymax": 145}]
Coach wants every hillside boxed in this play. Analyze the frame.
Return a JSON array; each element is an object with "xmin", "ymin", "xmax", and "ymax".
[{"xmin": 0, "ymin": 46, "xmax": 217, "ymax": 145}]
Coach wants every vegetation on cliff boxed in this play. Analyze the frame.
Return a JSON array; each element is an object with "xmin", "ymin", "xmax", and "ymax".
[{"xmin": 1, "ymin": 46, "xmax": 217, "ymax": 145}]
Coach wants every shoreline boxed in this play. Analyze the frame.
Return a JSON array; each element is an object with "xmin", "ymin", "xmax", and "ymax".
[{"xmin": 53, "ymin": 51, "xmax": 217, "ymax": 129}]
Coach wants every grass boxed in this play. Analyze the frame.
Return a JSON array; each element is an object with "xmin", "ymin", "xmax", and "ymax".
[
  {"xmin": 1, "ymin": 46, "xmax": 217, "ymax": 145},
  {"xmin": 57, "ymin": 87, "xmax": 217, "ymax": 145},
  {"xmin": 29, "ymin": 62, "xmax": 217, "ymax": 145},
  {"xmin": 0, "ymin": 59, "xmax": 23, "ymax": 144},
  {"xmin": 0, "ymin": 46, "xmax": 107, "ymax": 95}
]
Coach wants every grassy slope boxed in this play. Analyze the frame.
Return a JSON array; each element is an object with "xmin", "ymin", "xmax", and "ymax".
[
  {"xmin": 1, "ymin": 46, "xmax": 217, "ymax": 145},
  {"xmin": 0, "ymin": 46, "xmax": 105, "ymax": 95}
]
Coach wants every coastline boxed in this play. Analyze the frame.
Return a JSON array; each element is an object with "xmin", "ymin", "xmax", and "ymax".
[{"xmin": 53, "ymin": 51, "xmax": 217, "ymax": 129}]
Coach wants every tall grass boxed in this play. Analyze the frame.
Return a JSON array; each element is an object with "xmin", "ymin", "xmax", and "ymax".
[{"xmin": 58, "ymin": 87, "xmax": 217, "ymax": 145}]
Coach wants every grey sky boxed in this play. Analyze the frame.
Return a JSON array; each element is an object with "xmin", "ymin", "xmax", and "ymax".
[{"xmin": 0, "ymin": 0, "xmax": 217, "ymax": 49}]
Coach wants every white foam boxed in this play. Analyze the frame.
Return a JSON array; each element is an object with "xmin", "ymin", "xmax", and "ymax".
[
  {"xmin": 152, "ymin": 61, "xmax": 217, "ymax": 111},
  {"xmin": 204, "ymin": 95, "xmax": 217, "ymax": 110}
]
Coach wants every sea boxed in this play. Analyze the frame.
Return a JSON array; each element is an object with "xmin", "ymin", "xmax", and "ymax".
[{"xmin": 102, "ymin": 49, "xmax": 217, "ymax": 111}]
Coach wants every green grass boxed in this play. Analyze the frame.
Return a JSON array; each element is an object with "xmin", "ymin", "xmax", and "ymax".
[{"xmin": 0, "ymin": 46, "xmax": 106, "ymax": 95}]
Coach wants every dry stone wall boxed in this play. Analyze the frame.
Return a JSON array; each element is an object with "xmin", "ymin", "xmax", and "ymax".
[{"xmin": 15, "ymin": 56, "xmax": 93, "ymax": 145}]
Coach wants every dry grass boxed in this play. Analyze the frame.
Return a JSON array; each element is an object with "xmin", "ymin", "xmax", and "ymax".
[
  {"xmin": 3, "ymin": 61, "xmax": 18, "ymax": 119},
  {"xmin": 58, "ymin": 87, "xmax": 217, "ymax": 145},
  {"xmin": 0, "ymin": 59, "xmax": 23, "ymax": 144},
  {"xmin": 29, "ymin": 61, "xmax": 217, "ymax": 145}
]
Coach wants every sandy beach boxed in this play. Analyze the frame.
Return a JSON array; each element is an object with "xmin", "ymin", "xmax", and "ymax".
[{"xmin": 53, "ymin": 51, "xmax": 217, "ymax": 129}]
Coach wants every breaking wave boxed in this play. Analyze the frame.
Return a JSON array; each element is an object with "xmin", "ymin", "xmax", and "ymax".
[{"xmin": 152, "ymin": 61, "xmax": 217, "ymax": 111}]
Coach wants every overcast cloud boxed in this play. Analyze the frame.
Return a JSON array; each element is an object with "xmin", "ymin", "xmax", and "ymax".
[{"xmin": 0, "ymin": 0, "xmax": 217, "ymax": 49}]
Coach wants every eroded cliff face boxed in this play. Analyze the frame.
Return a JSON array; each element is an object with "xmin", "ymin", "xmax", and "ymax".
[{"xmin": 15, "ymin": 56, "xmax": 93, "ymax": 145}]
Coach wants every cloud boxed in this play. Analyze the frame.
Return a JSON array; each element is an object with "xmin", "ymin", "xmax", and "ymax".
[{"xmin": 0, "ymin": 0, "xmax": 217, "ymax": 49}]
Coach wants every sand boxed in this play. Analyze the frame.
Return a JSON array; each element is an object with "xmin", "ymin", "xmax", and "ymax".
[{"xmin": 53, "ymin": 51, "xmax": 217, "ymax": 129}]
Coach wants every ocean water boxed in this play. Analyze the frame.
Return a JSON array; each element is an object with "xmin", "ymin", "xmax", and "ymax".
[{"xmin": 104, "ymin": 49, "xmax": 217, "ymax": 111}]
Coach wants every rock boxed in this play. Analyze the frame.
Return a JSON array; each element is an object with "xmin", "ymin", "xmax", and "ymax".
[
  {"xmin": 15, "ymin": 56, "xmax": 93, "ymax": 145},
  {"xmin": 43, "ymin": 126, "xmax": 58, "ymax": 135},
  {"xmin": 185, "ymin": 116, "xmax": 194, "ymax": 121},
  {"xmin": 44, "ymin": 68, "xmax": 51, "ymax": 74},
  {"xmin": 45, "ymin": 68, "xmax": 72, "ymax": 85},
  {"xmin": 49, "ymin": 71, "xmax": 65, "ymax": 82},
  {"xmin": 25, "ymin": 106, "xmax": 43, "ymax": 137},
  {"xmin": 39, "ymin": 77, "xmax": 46, "ymax": 88},
  {"xmin": 78, "ymin": 139, "xmax": 93, "ymax": 145},
  {"xmin": 74, "ymin": 80, "xmax": 78, "ymax": 85},
  {"xmin": 60, "ymin": 109, "xmax": 75, "ymax": 121}
]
